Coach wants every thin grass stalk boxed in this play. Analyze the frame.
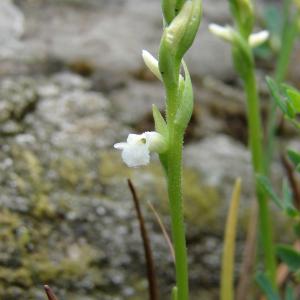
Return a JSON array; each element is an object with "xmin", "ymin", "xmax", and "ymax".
[
  {"xmin": 147, "ymin": 201, "xmax": 175, "ymax": 262},
  {"xmin": 221, "ymin": 178, "xmax": 242, "ymax": 300},
  {"xmin": 236, "ymin": 201, "xmax": 258, "ymax": 300}
]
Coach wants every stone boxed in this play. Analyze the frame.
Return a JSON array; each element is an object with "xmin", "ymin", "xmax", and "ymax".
[
  {"xmin": 3, "ymin": 0, "xmax": 235, "ymax": 80},
  {"xmin": 0, "ymin": 0, "xmax": 24, "ymax": 59},
  {"xmin": 184, "ymin": 134, "xmax": 254, "ymax": 206},
  {"xmin": 109, "ymin": 78, "xmax": 165, "ymax": 125}
]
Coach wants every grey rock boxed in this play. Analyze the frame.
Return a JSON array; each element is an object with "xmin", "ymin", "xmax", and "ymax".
[
  {"xmin": 4, "ymin": 0, "xmax": 235, "ymax": 80},
  {"xmin": 184, "ymin": 134, "xmax": 254, "ymax": 200},
  {"xmin": 109, "ymin": 79, "xmax": 165, "ymax": 125},
  {"xmin": 0, "ymin": 0, "xmax": 24, "ymax": 59}
]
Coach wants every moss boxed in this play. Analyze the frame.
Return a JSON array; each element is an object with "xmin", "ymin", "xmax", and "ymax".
[
  {"xmin": 182, "ymin": 169, "xmax": 220, "ymax": 229},
  {"xmin": 0, "ymin": 205, "xmax": 101, "ymax": 298},
  {"xmin": 0, "ymin": 267, "xmax": 32, "ymax": 288},
  {"xmin": 99, "ymin": 150, "xmax": 221, "ymax": 230},
  {"xmin": 99, "ymin": 151, "xmax": 131, "ymax": 182}
]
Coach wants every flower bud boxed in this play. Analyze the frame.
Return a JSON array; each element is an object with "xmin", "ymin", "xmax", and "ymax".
[
  {"xmin": 248, "ymin": 30, "xmax": 269, "ymax": 48},
  {"xmin": 161, "ymin": 0, "xmax": 202, "ymax": 59},
  {"xmin": 209, "ymin": 24, "xmax": 234, "ymax": 43},
  {"xmin": 142, "ymin": 50, "xmax": 162, "ymax": 81},
  {"xmin": 159, "ymin": 0, "xmax": 202, "ymax": 91}
]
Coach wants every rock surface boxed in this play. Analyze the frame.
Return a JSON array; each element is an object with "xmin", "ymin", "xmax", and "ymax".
[{"xmin": 1, "ymin": 0, "xmax": 235, "ymax": 80}]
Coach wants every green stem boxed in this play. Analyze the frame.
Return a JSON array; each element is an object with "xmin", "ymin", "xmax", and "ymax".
[
  {"xmin": 167, "ymin": 127, "xmax": 189, "ymax": 300},
  {"xmin": 165, "ymin": 80, "xmax": 189, "ymax": 299},
  {"xmin": 244, "ymin": 68, "xmax": 277, "ymax": 287}
]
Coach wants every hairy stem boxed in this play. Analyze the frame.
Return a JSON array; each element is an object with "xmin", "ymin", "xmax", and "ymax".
[{"xmin": 167, "ymin": 125, "xmax": 189, "ymax": 300}]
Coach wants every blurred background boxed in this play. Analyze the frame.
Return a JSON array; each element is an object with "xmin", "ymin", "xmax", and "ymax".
[{"xmin": 0, "ymin": 0, "xmax": 299, "ymax": 299}]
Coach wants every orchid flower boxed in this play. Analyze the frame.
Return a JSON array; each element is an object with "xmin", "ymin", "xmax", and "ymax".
[{"xmin": 114, "ymin": 131, "xmax": 167, "ymax": 167}]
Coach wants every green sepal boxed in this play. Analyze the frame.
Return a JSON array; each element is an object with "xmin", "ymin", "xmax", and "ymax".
[
  {"xmin": 277, "ymin": 244, "xmax": 300, "ymax": 272},
  {"xmin": 152, "ymin": 104, "xmax": 168, "ymax": 138},
  {"xmin": 174, "ymin": 61, "xmax": 193, "ymax": 130},
  {"xmin": 162, "ymin": 0, "xmax": 176, "ymax": 24},
  {"xmin": 159, "ymin": 33, "xmax": 179, "ymax": 93},
  {"xmin": 255, "ymin": 272, "xmax": 280, "ymax": 300}
]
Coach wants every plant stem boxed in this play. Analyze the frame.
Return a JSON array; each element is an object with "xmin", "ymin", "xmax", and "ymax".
[
  {"xmin": 167, "ymin": 126, "xmax": 189, "ymax": 300},
  {"xmin": 165, "ymin": 81, "xmax": 189, "ymax": 299},
  {"xmin": 244, "ymin": 67, "xmax": 277, "ymax": 287}
]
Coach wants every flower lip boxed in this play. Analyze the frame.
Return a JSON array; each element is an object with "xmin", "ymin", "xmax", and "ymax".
[{"xmin": 114, "ymin": 131, "xmax": 167, "ymax": 167}]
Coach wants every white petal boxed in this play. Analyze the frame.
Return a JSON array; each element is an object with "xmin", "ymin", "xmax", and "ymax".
[
  {"xmin": 121, "ymin": 144, "xmax": 150, "ymax": 167},
  {"xmin": 114, "ymin": 142, "xmax": 127, "ymax": 150},
  {"xmin": 248, "ymin": 30, "xmax": 269, "ymax": 48},
  {"xmin": 209, "ymin": 23, "xmax": 233, "ymax": 42},
  {"xmin": 142, "ymin": 50, "xmax": 162, "ymax": 81},
  {"xmin": 127, "ymin": 133, "xmax": 146, "ymax": 145}
]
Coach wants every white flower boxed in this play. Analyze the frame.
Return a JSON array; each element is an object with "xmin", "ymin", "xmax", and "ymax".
[
  {"xmin": 114, "ymin": 131, "xmax": 167, "ymax": 167},
  {"xmin": 248, "ymin": 30, "xmax": 269, "ymax": 48},
  {"xmin": 209, "ymin": 23, "xmax": 234, "ymax": 42}
]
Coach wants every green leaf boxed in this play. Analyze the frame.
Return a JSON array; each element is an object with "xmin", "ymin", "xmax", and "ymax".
[
  {"xmin": 174, "ymin": 61, "xmax": 193, "ymax": 130},
  {"xmin": 152, "ymin": 104, "xmax": 168, "ymax": 138},
  {"xmin": 287, "ymin": 149, "xmax": 300, "ymax": 167},
  {"xmin": 256, "ymin": 272, "xmax": 280, "ymax": 300},
  {"xmin": 285, "ymin": 85, "xmax": 300, "ymax": 112},
  {"xmin": 282, "ymin": 180, "xmax": 298, "ymax": 217},
  {"xmin": 285, "ymin": 285, "xmax": 295, "ymax": 300},
  {"xmin": 266, "ymin": 76, "xmax": 288, "ymax": 115},
  {"xmin": 293, "ymin": 222, "xmax": 300, "ymax": 238},
  {"xmin": 277, "ymin": 244, "xmax": 300, "ymax": 272},
  {"xmin": 256, "ymin": 175, "xmax": 283, "ymax": 209}
]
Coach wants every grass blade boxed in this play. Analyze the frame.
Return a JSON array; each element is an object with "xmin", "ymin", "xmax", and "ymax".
[{"xmin": 221, "ymin": 178, "xmax": 242, "ymax": 300}]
